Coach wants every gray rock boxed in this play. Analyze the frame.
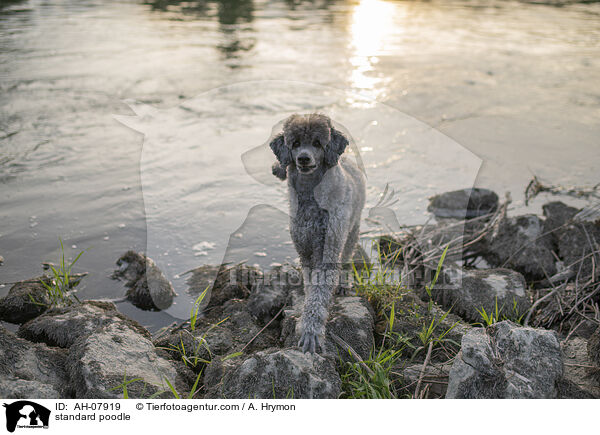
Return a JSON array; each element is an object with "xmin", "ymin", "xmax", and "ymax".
[
  {"xmin": 201, "ymin": 327, "xmax": 235, "ymax": 356},
  {"xmin": 0, "ymin": 378, "xmax": 61, "ymax": 399},
  {"xmin": 0, "ymin": 278, "xmax": 51, "ymax": 324},
  {"xmin": 556, "ymin": 337, "xmax": 600, "ymax": 398},
  {"xmin": 542, "ymin": 201, "xmax": 579, "ymax": 247},
  {"xmin": 18, "ymin": 301, "xmax": 150, "ymax": 348},
  {"xmin": 400, "ymin": 361, "xmax": 453, "ymax": 398},
  {"xmin": 557, "ymin": 221, "xmax": 600, "ymax": 283},
  {"xmin": 219, "ymin": 298, "xmax": 279, "ymax": 352},
  {"xmin": 205, "ymin": 348, "xmax": 341, "ymax": 399},
  {"xmin": 483, "ymin": 215, "xmax": 557, "ymax": 281},
  {"xmin": 247, "ymin": 269, "xmax": 289, "ymax": 324},
  {"xmin": 428, "ymin": 188, "xmax": 499, "ymax": 219},
  {"xmin": 0, "ymin": 327, "xmax": 69, "ymax": 398},
  {"xmin": 281, "ymin": 296, "xmax": 375, "ymax": 361},
  {"xmin": 153, "ymin": 330, "xmax": 209, "ymax": 374},
  {"xmin": 587, "ymin": 327, "xmax": 600, "ymax": 383},
  {"xmin": 326, "ymin": 297, "xmax": 375, "ymax": 361},
  {"xmin": 428, "ymin": 266, "xmax": 531, "ymax": 323},
  {"xmin": 114, "ymin": 251, "xmax": 177, "ymax": 311},
  {"xmin": 446, "ymin": 321, "xmax": 562, "ymax": 399},
  {"xmin": 67, "ymin": 322, "xmax": 182, "ymax": 398},
  {"xmin": 186, "ymin": 263, "xmax": 260, "ymax": 309},
  {"xmin": 381, "ymin": 291, "xmax": 471, "ymax": 353}
]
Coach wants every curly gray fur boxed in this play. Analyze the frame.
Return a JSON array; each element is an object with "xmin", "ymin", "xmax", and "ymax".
[{"xmin": 269, "ymin": 113, "xmax": 366, "ymax": 353}]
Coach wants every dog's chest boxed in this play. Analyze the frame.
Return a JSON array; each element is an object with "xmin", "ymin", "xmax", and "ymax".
[{"xmin": 290, "ymin": 194, "xmax": 328, "ymax": 254}]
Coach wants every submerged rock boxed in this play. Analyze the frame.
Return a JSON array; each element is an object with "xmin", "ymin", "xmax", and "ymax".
[
  {"xmin": 114, "ymin": 251, "xmax": 177, "ymax": 311},
  {"xmin": 67, "ymin": 322, "xmax": 183, "ymax": 399},
  {"xmin": 0, "ymin": 327, "xmax": 69, "ymax": 398},
  {"xmin": 428, "ymin": 188, "xmax": 498, "ymax": 219},
  {"xmin": 0, "ymin": 278, "xmax": 52, "ymax": 324},
  {"xmin": 427, "ymin": 266, "xmax": 531, "ymax": 324},
  {"xmin": 205, "ymin": 348, "xmax": 341, "ymax": 399},
  {"xmin": 446, "ymin": 321, "xmax": 562, "ymax": 399},
  {"xmin": 483, "ymin": 215, "xmax": 557, "ymax": 281},
  {"xmin": 18, "ymin": 300, "xmax": 150, "ymax": 348}
]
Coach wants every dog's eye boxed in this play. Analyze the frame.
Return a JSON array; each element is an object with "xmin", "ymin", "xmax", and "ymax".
[
  {"xmin": 313, "ymin": 139, "xmax": 321, "ymax": 147},
  {"xmin": 292, "ymin": 140, "xmax": 300, "ymax": 148}
]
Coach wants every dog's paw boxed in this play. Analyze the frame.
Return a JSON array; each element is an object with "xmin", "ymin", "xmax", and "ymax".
[{"xmin": 298, "ymin": 331, "xmax": 321, "ymax": 354}]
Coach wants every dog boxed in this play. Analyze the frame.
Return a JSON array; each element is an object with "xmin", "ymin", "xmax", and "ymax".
[{"xmin": 269, "ymin": 113, "xmax": 366, "ymax": 353}]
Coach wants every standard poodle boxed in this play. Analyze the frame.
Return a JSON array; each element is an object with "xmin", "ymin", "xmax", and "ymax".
[{"xmin": 269, "ymin": 113, "xmax": 366, "ymax": 353}]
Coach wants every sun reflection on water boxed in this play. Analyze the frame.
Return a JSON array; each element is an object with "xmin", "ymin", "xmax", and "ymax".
[{"xmin": 347, "ymin": 0, "xmax": 401, "ymax": 107}]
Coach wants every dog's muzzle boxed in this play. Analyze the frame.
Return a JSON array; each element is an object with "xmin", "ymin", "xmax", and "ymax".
[{"xmin": 296, "ymin": 154, "xmax": 316, "ymax": 173}]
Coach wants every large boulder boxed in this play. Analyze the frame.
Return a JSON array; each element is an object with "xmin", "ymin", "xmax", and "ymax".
[
  {"xmin": 428, "ymin": 266, "xmax": 531, "ymax": 323},
  {"xmin": 0, "ymin": 327, "xmax": 68, "ymax": 398},
  {"xmin": 18, "ymin": 301, "xmax": 150, "ymax": 348},
  {"xmin": 113, "ymin": 251, "xmax": 176, "ymax": 311},
  {"xmin": 204, "ymin": 349, "xmax": 341, "ymax": 399},
  {"xmin": 427, "ymin": 188, "xmax": 498, "ymax": 219},
  {"xmin": 446, "ymin": 321, "xmax": 562, "ymax": 399},
  {"xmin": 483, "ymin": 215, "xmax": 557, "ymax": 281},
  {"xmin": 0, "ymin": 278, "xmax": 51, "ymax": 324},
  {"xmin": 67, "ymin": 322, "xmax": 184, "ymax": 399}
]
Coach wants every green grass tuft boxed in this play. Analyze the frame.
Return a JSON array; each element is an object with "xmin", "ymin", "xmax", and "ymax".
[{"xmin": 35, "ymin": 238, "xmax": 84, "ymax": 307}]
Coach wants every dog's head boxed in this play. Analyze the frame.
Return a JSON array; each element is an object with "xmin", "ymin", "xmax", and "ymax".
[{"xmin": 269, "ymin": 113, "xmax": 349, "ymax": 180}]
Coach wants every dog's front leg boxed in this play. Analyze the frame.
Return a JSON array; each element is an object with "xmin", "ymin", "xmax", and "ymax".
[
  {"xmin": 298, "ymin": 212, "xmax": 350, "ymax": 354},
  {"xmin": 298, "ymin": 266, "xmax": 338, "ymax": 353}
]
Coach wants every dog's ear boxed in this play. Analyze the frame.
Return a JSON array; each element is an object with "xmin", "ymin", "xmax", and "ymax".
[
  {"xmin": 324, "ymin": 127, "xmax": 348, "ymax": 167},
  {"xmin": 269, "ymin": 133, "xmax": 290, "ymax": 180}
]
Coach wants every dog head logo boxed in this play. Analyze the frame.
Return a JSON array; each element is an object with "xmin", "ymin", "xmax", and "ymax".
[{"xmin": 3, "ymin": 401, "xmax": 50, "ymax": 433}]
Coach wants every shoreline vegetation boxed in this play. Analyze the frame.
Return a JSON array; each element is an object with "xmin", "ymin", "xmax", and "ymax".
[{"xmin": 1, "ymin": 179, "xmax": 599, "ymax": 399}]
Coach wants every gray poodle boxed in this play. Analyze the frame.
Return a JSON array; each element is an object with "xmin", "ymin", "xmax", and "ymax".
[{"xmin": 269, "ymin": 113, "xmax": 366, "ymax": 353}]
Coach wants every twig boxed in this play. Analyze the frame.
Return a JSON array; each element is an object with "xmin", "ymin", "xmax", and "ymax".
[
  {"xmin": 524, "ymin": 287, "xmax": 561, "ymax": 326},
  {"xmin": 525, "ymin": 174, "xmax": 600, "ymax": 205},
  {"xmin": 414, "ymin": 341, "xmax": 433, "ymax": 399},
  {"xmin": 328, "ymin": 332, "xmax": 375, "ymax": 377},
  {"xmin": 240, "ymin": 306, "xmax": 285, "ymax": 353}
]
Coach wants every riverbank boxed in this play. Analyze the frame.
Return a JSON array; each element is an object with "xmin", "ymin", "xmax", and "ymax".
[{"xmin": 1, "ymin": 188, "xmax": 598, "ymax": 399}]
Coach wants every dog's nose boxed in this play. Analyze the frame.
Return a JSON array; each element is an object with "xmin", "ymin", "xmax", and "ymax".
[{"xmin": 297, "ymin": 155, "xmax": 311, "ymax": 165}]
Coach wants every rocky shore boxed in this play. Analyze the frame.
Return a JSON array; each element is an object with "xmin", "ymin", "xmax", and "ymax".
[{"xmin": 1, "ymin": 188, "xmax": 599, "ymax": 399}]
